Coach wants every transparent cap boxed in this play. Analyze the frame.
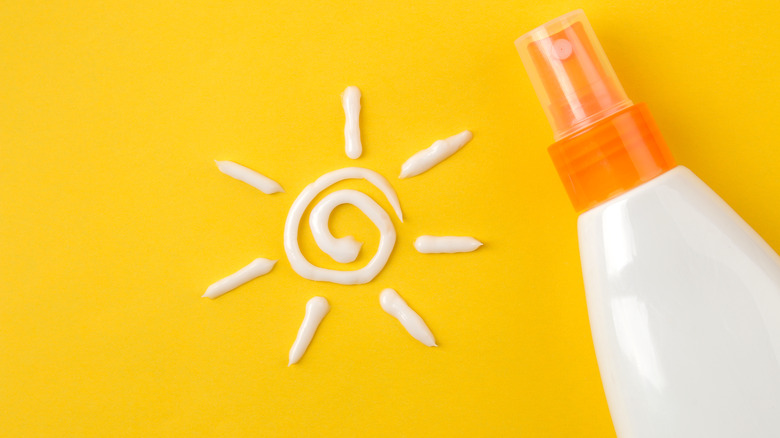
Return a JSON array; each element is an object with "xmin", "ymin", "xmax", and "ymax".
[{"xmin": 516, "ymin": 10, "xmax": 632, "ymax": 140}]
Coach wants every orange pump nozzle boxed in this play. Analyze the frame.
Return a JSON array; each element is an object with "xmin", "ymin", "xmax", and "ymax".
[
  {"xmin": 516, "ymin": 10, "xmax": 631, "ymax": 140},
  {"xmin": 516, "ymin": 10, "xmax": 675, "ymax": 212}
]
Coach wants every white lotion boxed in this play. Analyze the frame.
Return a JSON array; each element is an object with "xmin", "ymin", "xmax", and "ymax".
[
  {"xmin": 203, "ymin": 258, "xmax": 277, "ymax": 299},
  {"xmin": 284, "ymin": 167, "xmax": 403, "ymax": 285},
  {"xmin": 289, "ymin": 296, "xmax": 330, "ymax": 366},
  {"xmin": 399, "ymin": 130, "xmax": 472, "ymax": 179},
  {"xmin": 215, "ymin": 160, "xmax": 284, "ymax": 194},
  {"xmin": 379, "ymin": 288, "xmax": 437, "ymax": 347},
  {"xmin": 414, "ymin": 235, "xmax": 482, "ymax": 253},
  {"xmin": 309, "ymin": 190, "xmax": 374, "ymax": 264},
  {"xmin": 342, "ymin": 86, "xmax": 362, "ymax": 159}
]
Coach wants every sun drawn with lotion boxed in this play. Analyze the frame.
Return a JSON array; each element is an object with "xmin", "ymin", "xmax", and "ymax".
[{"xmin": 203, "ymin": 86, "xmax": 482, "ymax": 365}]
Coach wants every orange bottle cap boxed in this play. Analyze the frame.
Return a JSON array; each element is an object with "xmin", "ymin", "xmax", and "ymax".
[
  {"xmin": 548, "ymin": 103, "xmax": 675, "ymax": 211},
  {"xmin": 516, "ymin": 10, "xmax": 675, "ymax": 211}
]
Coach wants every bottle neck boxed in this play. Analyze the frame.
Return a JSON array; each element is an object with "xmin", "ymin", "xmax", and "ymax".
[{"xmin": 548, "ymin": 103, "xmax": 676, "ymax": 212}]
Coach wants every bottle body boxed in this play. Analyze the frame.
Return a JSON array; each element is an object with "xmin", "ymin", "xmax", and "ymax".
[{"xmin": 578, "ymin": 166, "xmax": 780, "ymax": 437}]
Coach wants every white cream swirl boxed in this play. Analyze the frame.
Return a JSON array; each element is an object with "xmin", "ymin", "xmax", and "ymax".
[{"xmin": 284, "ymin": 167, "xmax": 403, "ymax": 285}]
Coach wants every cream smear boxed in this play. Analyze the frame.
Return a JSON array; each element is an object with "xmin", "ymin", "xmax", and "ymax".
[
  {"xmin": 342, "ymin": 86, "xmax": 362, "ymax": 159},
  {"xmin": 399, "ymin": 130, "xmax": 472, "ymax": 178},
  {"xmin": 215, "ymin": 160, "xmax": 284, "ymax": 194},
  {"xmin": 380, "ymin": 288, "xmax": 437, "ymax": 347},
  {"xmin": 289, "ymin": 296, "xmax": 330, "ymax": 366},
  {"xmin": 414, "ymin": 235, "xmax": 483, "ymax": 253},
  {"xmin": 284, "ymin": 167, "xmax": 402, "ymax": 285},
  {"xmin": 203, "ymin": 258, "xmax": 277, "ymax": 299}
]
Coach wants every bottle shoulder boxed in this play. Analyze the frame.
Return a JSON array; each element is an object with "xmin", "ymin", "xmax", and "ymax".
[
  {"xmin": 577, "ymin": 164, "xmax": 780, "ymax": 284},
  {"xmin": 578, "ymin": 165, "xmax": 699, "ymax": 225}
]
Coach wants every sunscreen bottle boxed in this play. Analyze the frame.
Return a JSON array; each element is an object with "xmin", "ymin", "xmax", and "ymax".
[{"xmin": 516, "ymin": 10, "xmax": 780, "ymax": 437}]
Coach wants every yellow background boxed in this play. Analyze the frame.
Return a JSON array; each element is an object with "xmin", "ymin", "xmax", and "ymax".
[{"xmin": 2, "ymin": 0, "xmax": 780, "ymax": 436}]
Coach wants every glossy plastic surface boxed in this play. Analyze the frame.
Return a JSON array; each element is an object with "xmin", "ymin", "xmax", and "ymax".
[
  {"xmin": 579, "ymin": 166, "xmax": 780, "ymax": 437},
  {"xmin": 548, "ymin": 103, "xmax": 675, "ymax": 212},
  {"xmin": 516, "ymin": 10, "xmax": 631, "ymax": 140}
]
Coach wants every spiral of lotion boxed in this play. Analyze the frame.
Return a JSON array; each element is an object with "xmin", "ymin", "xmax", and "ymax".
[{"xmin": 284, "ymin": 167, "xmax": 403, "ymax": 285}]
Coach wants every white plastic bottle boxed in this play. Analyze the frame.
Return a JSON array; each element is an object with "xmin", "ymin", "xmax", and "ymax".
[{"xmin": 516, "ymin": 10, "xmax": 780, "ymax": 437}]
